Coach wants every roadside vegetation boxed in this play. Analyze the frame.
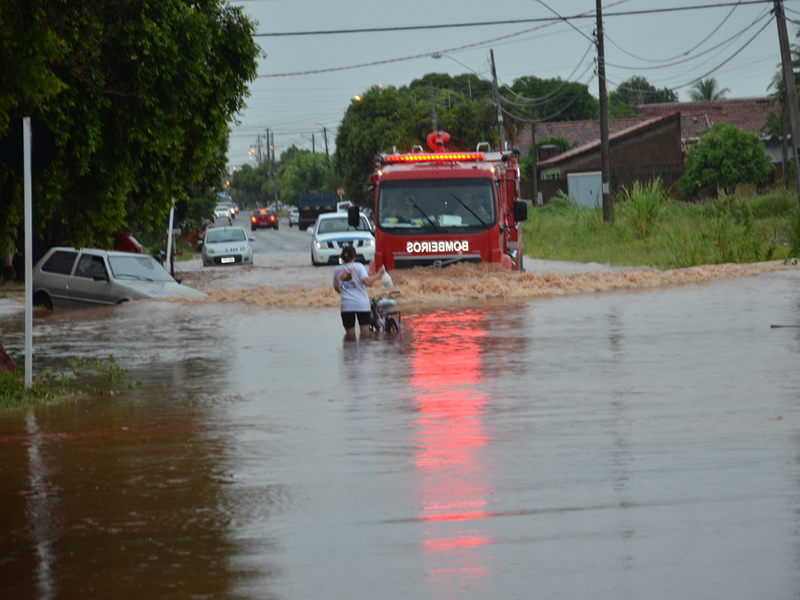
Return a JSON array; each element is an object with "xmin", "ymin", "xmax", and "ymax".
[
  {"xmin": 0, "ymin": 356, "xmax": 139, "ymax": 412},
  {"xmin": 523, "ymin": 182, "xmax": 800, "ymax": 269}
]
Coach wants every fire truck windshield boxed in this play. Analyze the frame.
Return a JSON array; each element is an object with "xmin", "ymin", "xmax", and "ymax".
[{"xmin": 377, "ymin": 179, "xmax": 495, "ymax": 232}]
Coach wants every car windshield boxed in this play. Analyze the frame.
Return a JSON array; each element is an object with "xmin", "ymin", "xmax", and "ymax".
[
  {"xmin": 205, "ymin": 228, "xmax": 246, "ymax": 243},
  {"xmin": 317, "ymin": 216, "xmax": 370, "ymax": 234},
  {"xmin": 377, "ymin": 179, "xmax": 495, "ymax": 232},
  {"xmin": 108, "ymin": 255, "xmax": 174, "ymax": 282}
]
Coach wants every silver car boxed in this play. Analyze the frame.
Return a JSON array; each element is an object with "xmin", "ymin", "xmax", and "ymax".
[
  {"xmin": 33, "ymin": 247, "xmax": 205, "ymax": 310},
  {"xmin": 201, "ymin": 226, "xmax": 254, "ymax": 267},
  {"xmin": 288, "ymin": 207, "xmax": 300, "ymax": 228}
]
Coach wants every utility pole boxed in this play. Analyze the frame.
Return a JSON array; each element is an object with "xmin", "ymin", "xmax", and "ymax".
[
  {"xmin": 428, "ymin": 82, "xmax": 438, "ymax": 131},
  {"xmin": 774, "ymin": 0, "xmax": 800, "ymax": 197},
  {"xmin": 270, "ymin": 130, "xmax": 278, "ymax": 206},
  {"xmin": 596, "ymin": 0, "xmax": 612, "ymax": 222},
  {"xmin": 323, "ymin": 127, "xmax": 330, "ymax": 165},
  {"xmin": 265, "ymin": 128, "xmax": 272, "ymax": 174},
  {"xmin": 312, "ymin": 133, "xmax": 316, "ymax": 154},
  {"xmin": 256, "ymin": 136, "xmax": 263, "ymax": 166},
  {"xmin": 490, "ymin": 49, "xmax": 506, "ymax": 151},
  {"xmin": 531, "ymin": 103, "xmax": 539, "ymax": 207}
]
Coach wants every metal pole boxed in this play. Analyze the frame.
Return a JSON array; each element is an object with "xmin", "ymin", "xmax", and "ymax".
[
  {"xmin": 596, "ymin": 0, "xmax": 612, "ymax": 221},
  {"xmin": 165, "ymin": 202, "xmax": 175, "ymax": 277},
  {"xmin": 23, "ymin": 117, "xmax": 32, "ymax": 388}
]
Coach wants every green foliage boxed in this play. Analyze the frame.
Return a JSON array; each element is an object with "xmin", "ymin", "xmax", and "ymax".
[
  {"xmin": 507, "ymin": 76, "xmax": 599, "ymax": 122},
  {"xmin": 689, "ymin": 78, "xmax": 730, "ymax": 101},
  {"xmin": 523, "ymin": 192, "xmax": 793, "ymax": 269},
  {"xmin": 784, "ymin": 205, "xmax": 800, "ymax": 259},
  {"xmin": 0, "ymin": 0, "xmax": 261, "ymax": 253},
  {"xmin": 678, "ymin": 124, "xmax": 775, "ymax": 196},
  {"xmin": 0, "ymin": 355, "xmax": 138, "ymax": 411},
  {"xmin": 616, "ymin": 178, "xmax": 668, "ymax": 239},
  {"xmin": 278, "ymin": 151, "xmax": 335, "ymax": 204},
  {"xmin": 230, "ymin": 162, "xmax": 273, "ymax": 208},
  {"xmin": 609, "ymin": 76, "xmax": 678, "ymax": 117}
]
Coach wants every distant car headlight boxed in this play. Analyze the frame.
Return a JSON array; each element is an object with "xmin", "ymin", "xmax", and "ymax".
[
  {"xmin": 315, "ymin": 241, "xmax": 325, "ymax": 250},
  {"xmin": 206, "ymin": 248, "xmax": 215, "ymax": 255},
  {"xmin": 366, "ymin": 239, "xmax": 375, "ymax": 247}
]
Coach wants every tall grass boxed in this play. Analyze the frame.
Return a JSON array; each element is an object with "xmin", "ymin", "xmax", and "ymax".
[
  {"xmin": 522, "ymin": 187, "xmax": 798, "ymax": 269},
  {"xmin": 0, "ymin": 356, "xmax": 139, "ymax": 412},
  {"xmin": 616, "ymin": 178, "xmax": 667, "ymax": 239}
]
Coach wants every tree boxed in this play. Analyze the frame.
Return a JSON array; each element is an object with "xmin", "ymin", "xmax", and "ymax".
[
  {"xmin": 278, "ymin": 150, "xmax": 335, "ymax": 204},
  {"xmin": 689, "ymin": 78, "xmax": 730, "ymax": 101},
  {"xmin": 507, "ymin": 76, "xmax": 598, "ymax": 122},
  {"xmin": 678, "ymin": 124, "xmax": 774, "ymax": 196},
  {"xmin": 333, "ymin": 86, "xmax": 425, "ymax": 206},
  {"xmin": 609, "ymin": 76, "xmax": 678, "ymax": 117},
  {"xmin": 0, "ymin": 0, "xmax": 260, "ymax": 259},
  {"xmin": 333, "ymin": 82, "xmax": 501, "ymax": 206}
]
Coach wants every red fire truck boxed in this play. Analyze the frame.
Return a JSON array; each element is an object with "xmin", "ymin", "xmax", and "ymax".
[{"xmin": 357, "ymin": 131, "xmax": 528, "ymax": 272}]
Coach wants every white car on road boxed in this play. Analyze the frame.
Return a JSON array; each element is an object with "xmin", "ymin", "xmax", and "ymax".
[
  {"xmin": 288, "ymin": 206, "xmax": 300, "ymax": 228},
  {"xmin": 201, "ymin": 226, "xmax": 254, "ymax": 267},
  {"xmin": 308, "ymin": 212, "xmax": 374, "ymax": 266}
]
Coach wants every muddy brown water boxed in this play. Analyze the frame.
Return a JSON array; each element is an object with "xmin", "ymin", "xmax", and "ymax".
[{"xmin": 1, "ymin": 255, "xmax": 800, "ymax": 599}]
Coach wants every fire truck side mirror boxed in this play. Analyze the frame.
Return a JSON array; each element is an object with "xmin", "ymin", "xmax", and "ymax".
[
  {"xmin": 347, "ymin": 205, "xmax": 361, "ymax": 228},
  {"xmin": 513, "ymin": 199, "xmax": 528, "ymax": 222}
]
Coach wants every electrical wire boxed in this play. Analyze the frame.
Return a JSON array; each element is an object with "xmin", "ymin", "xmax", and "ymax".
[
  {"xmin": 604, "ymin": 0, "xmax": 745, "ymax": 64},
  {"xmin": 500, "ymin": 72, "xmax": 598, "ymax": 123},
  {"xmin": 499, "ymin": 41, "xmax": 596, "ymax": 106},
  {"xmin": 604, "ymin": 8, "xmax": 771, "ymax": 71},
  {"xmin": 251, "ymin": 1, "xmax": 775, "ymax": 37}
]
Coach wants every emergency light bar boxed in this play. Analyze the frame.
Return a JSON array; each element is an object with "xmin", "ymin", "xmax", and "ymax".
[{"xmin": 384, "ymin": 152, "xmax": 485, "ymax": 163}]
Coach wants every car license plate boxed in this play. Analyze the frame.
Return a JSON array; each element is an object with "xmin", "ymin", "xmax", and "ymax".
[{"xmin": 221, "ymin": 257, "xmax": 234, "ymax": 263}]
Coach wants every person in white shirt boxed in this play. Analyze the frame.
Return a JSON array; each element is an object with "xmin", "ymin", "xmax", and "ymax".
[{"xmin": 332, "ymin": 246, "xmax": 385, "ymax": 340}]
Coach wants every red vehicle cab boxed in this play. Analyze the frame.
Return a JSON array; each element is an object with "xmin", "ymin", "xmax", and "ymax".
[
  {"xmin": 369, "ymin": 131, "xmax": 527, "ymax": 272},
  {"xmin": 251, "ymin": 209, "xmax": 279, "ymax": 231},
  {"xmin": 112, "ymin": 231, "xmax": 143, "ymax": 253}
]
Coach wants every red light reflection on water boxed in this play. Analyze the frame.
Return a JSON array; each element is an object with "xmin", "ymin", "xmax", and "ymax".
[{"xmin": 410, "ymin": 310, "xmax": 495, "ymax": 592}]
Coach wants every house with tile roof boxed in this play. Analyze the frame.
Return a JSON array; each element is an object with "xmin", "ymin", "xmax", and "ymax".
[{"xmin": 518, "ymin": 97, "xmax": 783, "ymax": 203}]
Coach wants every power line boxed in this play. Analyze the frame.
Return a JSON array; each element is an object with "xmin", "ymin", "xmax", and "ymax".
[
  {"xmin": 604, "ymin": 0, "xmax": 746, "ymax": 63},
  {"xmin": 605, "ymin": 9, "xmax": 771, "ymax": 71},
  {"xmin": 251, "ymin": 1, "xmax": 775, "ymax": 37}
]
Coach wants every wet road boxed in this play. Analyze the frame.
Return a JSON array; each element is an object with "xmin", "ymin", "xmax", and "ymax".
[{"xmin": 1, "ymin": 232, "xmax": 800, "ymax": 599}]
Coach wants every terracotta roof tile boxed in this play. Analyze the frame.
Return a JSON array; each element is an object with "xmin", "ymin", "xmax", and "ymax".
[
  {"xmin": 515, "ymin": 97, "xmax": 777, "ymax": 156},
  {"xmin": 537, "ymin": 114, "xmax": 676, "ymax": 167},
  {"xmin": 634, "ymin": 97, "xmax": 776, "ymax": 141}
]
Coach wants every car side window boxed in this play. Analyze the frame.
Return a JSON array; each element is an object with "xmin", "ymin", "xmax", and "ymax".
[
  {"xmin": 75, "ymin": 255, "xmax": 108, "ymax": 280},
  {"xmin": 41, "ymin": 250, "xmax": 78, "ymax": 275}
]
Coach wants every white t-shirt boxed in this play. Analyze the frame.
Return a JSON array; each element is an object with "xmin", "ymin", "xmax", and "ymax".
[{"xmin": 333, "ymin": 262, "xmax": 370, "ymax": 312}]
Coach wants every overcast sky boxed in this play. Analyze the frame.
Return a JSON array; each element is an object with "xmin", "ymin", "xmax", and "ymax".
[{"xmin": 226, "ymin": 0, "xmax": 800, "ymax": 169}]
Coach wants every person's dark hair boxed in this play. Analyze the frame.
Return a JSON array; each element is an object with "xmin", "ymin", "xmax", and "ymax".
[{"xmin": 341, "ymin": 245, "xmax": 356, "ymax": 262}]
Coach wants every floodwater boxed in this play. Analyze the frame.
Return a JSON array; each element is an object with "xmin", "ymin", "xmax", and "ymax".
[{"xmin": 1, "ymin": 257, "xmax": 800, "ymax": 599}]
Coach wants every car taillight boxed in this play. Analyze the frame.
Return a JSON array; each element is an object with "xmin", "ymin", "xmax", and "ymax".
[
  {"xmin": 269, "ymin": 216, "xmax": 275, "ymax": 221},
  {"xmin": 251, "ymin": 216, "xmax": 256, "ymax": 222}
]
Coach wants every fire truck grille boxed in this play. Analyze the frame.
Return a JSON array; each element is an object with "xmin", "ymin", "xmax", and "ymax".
[{"xmin": 393, "ymin": 255, "xmax": 481, "ymax": 269}]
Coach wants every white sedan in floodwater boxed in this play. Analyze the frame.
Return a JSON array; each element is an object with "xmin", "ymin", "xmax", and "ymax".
[{"xmin": 201, "ymin": 226, "xmax": 254, "ymax": 267}]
